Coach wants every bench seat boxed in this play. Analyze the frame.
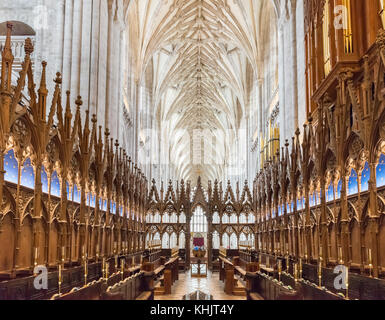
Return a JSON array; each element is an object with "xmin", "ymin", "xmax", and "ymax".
[{"xmin": 136, "ymin": 291, "xmax": 152, "ymax": 300}]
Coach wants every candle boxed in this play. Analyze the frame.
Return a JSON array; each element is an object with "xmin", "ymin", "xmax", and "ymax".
[
  {"xmin": 62, "ymin": 246, "xmax": 65, "ymax": 263},
  {"xmin": 58, "ymin": 264, "xmax": 62, "ymax": 294},
  {"xmin": 369, "ymin": 248, "xmax": 372, "ymax": 264},
  {"xmin": 58, "ymin": 264, "xmax": 62, "ymax": 282},
  {"xmin": 106, "ymin": 263, "xmax": 109, "ymax": 279},
  {"xmin": 34, "ymin": 247, "xmax": 38, "ymax": 266},
  {"xmin": 294, "ymin": 263, "xmax": 298, "ymax": 282},
  {"xmin": 339, "ymin": 247, "xmax": 343, "ymax": 264},
  {"xmin": 299, "ymin": 258, "xmax": 303, "ymax": 279}
]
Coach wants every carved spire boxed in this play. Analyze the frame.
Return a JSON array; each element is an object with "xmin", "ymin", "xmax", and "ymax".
[{"xmin": 1, "ymin": 22, "xmax": 14, "ymax": 92}]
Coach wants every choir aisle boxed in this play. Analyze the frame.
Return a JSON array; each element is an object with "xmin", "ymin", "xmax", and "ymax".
[{"xmin": 155, "ymin": 271, "xmax": 246, "ymax": 301}]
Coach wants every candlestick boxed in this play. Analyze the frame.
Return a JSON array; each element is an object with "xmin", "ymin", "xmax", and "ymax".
[
  {"xmin": 62, "ymin": 246, "xmax": 65, "ymax": 265},
  {"xmin": 34, "ymin": 247, "xmax": 38, "ymax": 268},
  {"xmin": 368, "ymin": 248, "xmax": 373, "ymax": 277},
  {"xmin": 318, "ymin": 260, "xmax": 322, "ymax": 288},
  {"xmin": 105, "ymin": 262, "xmax": 109, "ymax": 280},
  {"xmin": 84, "ymin": 259, "xmax": 88, "ymax": 286},
  {"xmin": 58, "ymin": 264, "xmax": 62, "ymax": 295},
  {"xmin": 102, "ymin": 257, "xmax": 106, "ymax": 279},
  {"xmin": 121, "ymin": 259, "xmax": 125, "ymax": 280},
  {"xmin": 294, "ymin": 263, "xmax": 298, "ymax": 283},
  {"xmin": 299, "ymin": 258, "xmax": 303, "ymax": 279}
]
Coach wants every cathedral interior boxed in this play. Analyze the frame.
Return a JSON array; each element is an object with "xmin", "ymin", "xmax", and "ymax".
[{"xmin": 1, "ymin": 0, "xmax": 385, "ymax": 302}]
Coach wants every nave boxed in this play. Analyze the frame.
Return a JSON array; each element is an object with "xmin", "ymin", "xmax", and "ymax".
[{"xmin": 154, "ymin": 271, "xmax": 246, "ymax": 301}]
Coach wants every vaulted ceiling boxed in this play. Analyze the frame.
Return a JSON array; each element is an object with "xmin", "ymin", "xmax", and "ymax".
[{"xmin": 126, "ymin": 0, "xmax": 279, "ymax": 185}]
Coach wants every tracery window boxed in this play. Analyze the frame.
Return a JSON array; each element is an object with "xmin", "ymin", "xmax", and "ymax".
[
  {"xmin": 20, "ymin": 158, "xmax": 34, "ymax": 189},
  {"xmin": 170, "ymin": 232, "xmax": 177, "ymax": 248},
  {"xmin": 212, "ymin": 231, "xmax": 220, "ymax": 249},
  {"xmin": 212, "ymin": 212, "xmax": 220, "ymax": 224},
  {"xmin": 229, "ymin": 214, "xmax": 237, "ymax": 224},
  {"xmin": 190, "ymin": 206, "xmax": 207, "ymax": 233},
  {"xmin": 377, "ymin": 154, "xmax": 385, "ymax": 188},
  {"xmin": 361, "ymin": 162, "xmax": 370, "ymax": 192},
  {"xmin": 348, "ymin": 169, "xmax": 358, "ymax": 195},
  {"xmin": 179, "ymin": 212, "xmax": 186, "ymax": 223},
  {"xmin": 179, "ymin": 232, "xmax": 185, "ymax": 249},
  {"xmin": 162, "ymin": 233, "xmax": 169, "ymax": 249}
]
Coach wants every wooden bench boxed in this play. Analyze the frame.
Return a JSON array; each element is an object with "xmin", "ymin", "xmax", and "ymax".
[
  {"xmin": 245, "ymin": 271, "xmax": 299, "ymax": 300},
  {"xmin": 103, "ymin": 271, "xmax": 153, "ymax": 300}
]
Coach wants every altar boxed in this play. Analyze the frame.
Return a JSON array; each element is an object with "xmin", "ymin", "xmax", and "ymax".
[{"xmin": 191, "ymin": 234, "xmax": 207, "ymax": 277}]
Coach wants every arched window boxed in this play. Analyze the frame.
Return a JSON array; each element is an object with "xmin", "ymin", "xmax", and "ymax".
[
  {"xmin": 248, "ymin": 214, "xmax": 255, "ymax": 224},
  {"xmin": 377, "ymin": 154, "xmax": 385, "ymax": 188},
  {"xmin": 239, "ymin": 214, "xmax": 247, "ymax": 224},
  {"xmin": 323, "ymin": 0, "xmax": 331, "ymax": 75},
  {"xmin": 73, "ymin": 184, "xmax": 81, "ymax": 203},
  {"xmin": 222, "ymin": 214, "xmax": 229, "ymax": 224},
  {"xmin": 41, "ymin": 166, "xmax": 48, "ymax": 194},
  {"xmin": 212, "ymin": 231, "xmax": 220, "ymax": 249},
  {"xmin": 20, "ymin": 158, "xmax": 35, "ymax": 189},
  {"xmin": 336, "ymin": 180, "xmax": 342, "ymax": 199},
  {"xmin": 361, "ymin": 162, "xmax": 370, "ymax": 192},
  {"xmin": 230, "ymin": 233, "xmax": 238, "ymax": 249},
  {"xmin": 179, "ymin": 232, "xmax": 185, "ymax": 249},
  {"xmin": 229, "ymin": 214, "xmax": 237, "ymax": 224},
  {"xmin": 154, "ymin": 213, "xmax": 161, "ymax": 223},
  {"xmin": 153, "ymin": 232, "xmax": 160, "ymax": 241},
  {"xmin": 212, "ymin": 212, "xmax": 220, "ymax": 224},
  {"xmin": 327, "ymin": 183, "xmax": 334, "ymax": 202},
  {"xmin": 222, "ymin": 233, "xmax": 229, "ymax": 249},
  {"xmin": 4, "ymin": 149, "xmax": 18, "ymax": 184},
  {"xmin": 170, "ymin": 233, "xmax": 177, "ymax": 248},
  {"xmin": 162, "ymin": 233, "xmax": 169, "ymax": 249},
  {"xmin": 348, "ymin": 169, "xmax": 358, "ymax": 195},
  {"xmin": 51, "ymin": 171, "xmax": 61, "ymax": 198},
  {"xmin": 163, "ymin": 213, "xmax": 170, "ymax": 223},
  {"xmin": 67, "ymin": 182, "xmax": 72, "ymax": 201},
  {"xmin": 179, "ymin": 212, "xmax": 186, "ymax": 223},
  {"xmin": 170, "ymin": 213, "xmax": 178, "ymax": 223},
  {"xmin": 190, "ymin": 206, "xmax": 207, "ymax": 232}
]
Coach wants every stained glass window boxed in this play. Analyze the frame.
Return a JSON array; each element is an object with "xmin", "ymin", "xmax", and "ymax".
[
  {"xmin": 4, "ymin": 149, "xmax": 18, "ymax": 184},
  {"xmin": 377, "ymin": 154, "xmax": 385, "ymax": 188},
  {"xmin": 361, "ymin": 162, "xmax": 370, "ymax": 192},
  {"xmin": 73, "ymin": 184, "xmax": 81, "ymax": 203},
  {"xmin": 20, "ymin": 158, "xmax": 35, "ymax": 189},
  {"xmin": 51, "ymin": 171, "xmax": 61, "ymax": 198},
  {"xmin": 191, "ymin": 206, "xmax": 207, "ymax": 233},
  {"xmin": 41, "ymin": 166, "xmax": 48, "ymax": 194},
  {"xmin": 348, "ymin": 169, "xmax": 358, "ymax": 195}
]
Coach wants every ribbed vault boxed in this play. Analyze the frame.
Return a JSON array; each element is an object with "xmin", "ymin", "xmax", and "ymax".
[{"xmin": 126, "ymin": 0, "xmax": 279, "ymax": 185}]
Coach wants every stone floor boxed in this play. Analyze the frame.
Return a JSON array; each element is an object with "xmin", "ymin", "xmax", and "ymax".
[{"xmin": 155, "ymin": 271, "xmax": 247, "ymax": 301}]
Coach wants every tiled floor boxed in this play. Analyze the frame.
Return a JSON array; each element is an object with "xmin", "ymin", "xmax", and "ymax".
[{"xmin": 155, "ymin": 271, "xmax": 246, "ymax": 301}]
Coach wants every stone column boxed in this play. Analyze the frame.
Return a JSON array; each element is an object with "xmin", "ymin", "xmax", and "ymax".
[
  {"xmin": 70, "ymin": 0, "xmax": 83, "ymax": 104},
  {"xmin": 290, "ymin": 0, "xmax": 299, "ymax": 129}
]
